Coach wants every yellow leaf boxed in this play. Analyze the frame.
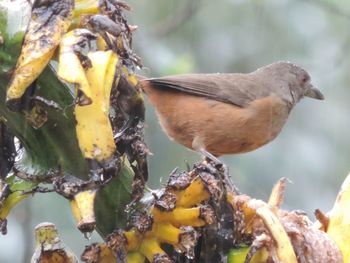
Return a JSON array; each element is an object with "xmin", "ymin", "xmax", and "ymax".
[{"xmin": 7, "ymin": 0, "xmax": 73, "ymax": 105}]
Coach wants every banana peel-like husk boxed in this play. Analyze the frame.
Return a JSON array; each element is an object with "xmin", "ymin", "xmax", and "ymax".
[
  {"xmin": 74, "ymin": 50, "xmax": 118, "ymax": 160},
  {"xmin": 73, "ymin": 0, "xmax": 99, "ymax": 24},
  {"xmin": 57, "ymin": 29, "xmax": 95, "ymax": 102},
  {"xmin": 6, "ymin": 0, "xmax": 74, "ymax": 103},
  {"xmin": 58, "ymin": 30, "xmax": 118, "ymax": 161},
  {"xmin": 326, "ymin": 173, "xmax": 350, "ymax": 262}
]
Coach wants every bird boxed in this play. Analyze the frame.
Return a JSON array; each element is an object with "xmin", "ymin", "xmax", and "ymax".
[{"xmin": 138, "ymin": 61, "xmax": 324, "ymax": 157}]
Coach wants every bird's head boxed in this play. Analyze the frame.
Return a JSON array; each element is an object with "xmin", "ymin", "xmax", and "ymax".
[{"xmin": 258, "ymin": 61, "xmax": 324, "ymax": 106}]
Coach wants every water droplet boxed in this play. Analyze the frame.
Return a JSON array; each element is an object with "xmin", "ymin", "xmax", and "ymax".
[
  {"xmin": 185, "ymin": 252, "xmax": 195, "ymax": 260},
  {"xmin": 83, "ymin": 231, "xmax": 93, "ymax": 240}
]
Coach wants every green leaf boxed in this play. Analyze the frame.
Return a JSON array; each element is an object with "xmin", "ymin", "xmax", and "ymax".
[
  {"xmin": 0, "ymin": 1, "xmax": 88, "ymax": 179},
  {"xmin": 6, "ymin": 173, "xmax": 37, "ymax": 191},
  {"xmin": 227, "ymin": 247, "xmax": 250, "ymax": 263},
  {"xmin": 1, "ymin": 174, "xmax": 37, "ymax": 222},
  {"xmin": 0, "ymin": 0, "xmax": 29, "ymax": 73},
  {"xmin": 94, "ymin": 161, "xmax": 134, "ymax": 238}
]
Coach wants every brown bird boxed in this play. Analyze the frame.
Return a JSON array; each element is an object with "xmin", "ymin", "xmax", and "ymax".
[{"xmin": 138, "ymin": 61, "xmax": 324, "ymax": 157}]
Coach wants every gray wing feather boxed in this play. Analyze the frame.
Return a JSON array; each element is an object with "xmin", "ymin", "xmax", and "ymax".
[{"xmin": 145, "ymin": 73, "xmax": 267, "ymax": 107}]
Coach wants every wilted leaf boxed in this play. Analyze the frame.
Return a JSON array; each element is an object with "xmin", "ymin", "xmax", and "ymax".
[{"xmin": 6, "ymin": 0, "xmax": 74, "ymax": 105}]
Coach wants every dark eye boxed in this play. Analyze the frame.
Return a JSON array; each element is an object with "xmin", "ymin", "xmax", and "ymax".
[{"xmin": 301, "ymin": 74, "xmax": 310, "ymax": 84}]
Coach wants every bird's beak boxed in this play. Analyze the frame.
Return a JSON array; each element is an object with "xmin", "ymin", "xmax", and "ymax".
[{"xmin": 304, "ymin": 85, "xmax": 324, "ymax": 100}]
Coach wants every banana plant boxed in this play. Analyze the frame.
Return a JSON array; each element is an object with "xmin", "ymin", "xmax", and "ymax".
[
  {"xmin": 0, "ymin": 0, "xmax": 139, "ymax": 237},
  {"xmin": 2, "ymin": 2, "xmax": 350, "ymax": 263}
]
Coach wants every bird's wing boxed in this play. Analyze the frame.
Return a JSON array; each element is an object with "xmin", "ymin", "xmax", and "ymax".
[{"xmin": 144, "ymin": 73, "xmax": 267, "ymax": 107}]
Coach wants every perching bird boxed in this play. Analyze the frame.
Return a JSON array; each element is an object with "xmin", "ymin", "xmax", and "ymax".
[{"xmin": 138, "ymin": 61, "xmax": 324, "ymax": 157}]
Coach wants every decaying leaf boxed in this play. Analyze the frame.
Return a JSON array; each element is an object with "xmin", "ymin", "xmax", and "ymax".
[
  {"xmin": 268, "ymin": 177, "xmax": 288, "ymax": 208},
  {"xmin": 7, "ymin": 0, "xmax": 74, "ymax": 108},
  {"xmin": 280, "ymin": 211, "xmax": 342, "ymax": 263}
]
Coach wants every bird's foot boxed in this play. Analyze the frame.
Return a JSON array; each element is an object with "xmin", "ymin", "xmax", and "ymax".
[
  {"xmin": 199, "ymin": 149, "xmax": 222, "ymax": 166},
  {"xmin": 198, "ymin": 149, "xmax": 238, "ymax": 193}
]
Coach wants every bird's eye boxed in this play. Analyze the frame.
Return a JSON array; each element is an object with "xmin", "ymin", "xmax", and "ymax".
[{"xmin": 301, "ymin": 74, "xmax": 310, "ymax": 84}]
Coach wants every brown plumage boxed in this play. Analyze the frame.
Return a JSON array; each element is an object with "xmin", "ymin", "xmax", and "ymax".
[{"xmin": 139, "ymin": 61, "xmax": 324, "ymax": 157}]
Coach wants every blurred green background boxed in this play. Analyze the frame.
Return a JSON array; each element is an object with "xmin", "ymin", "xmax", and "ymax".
[{"xmin": 2, "ymin": 0, "xmax": 350, "ymax": 262}]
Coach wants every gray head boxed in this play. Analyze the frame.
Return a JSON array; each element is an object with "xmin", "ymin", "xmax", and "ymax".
[{"xmin": 255, "ymin": 61, "xmax": 324, "ymax": 106}]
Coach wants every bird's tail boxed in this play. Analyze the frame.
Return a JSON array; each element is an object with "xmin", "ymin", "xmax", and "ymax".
[{"xmin": 135, "ymin": 74, "xmax": 153, "ymax": 94}]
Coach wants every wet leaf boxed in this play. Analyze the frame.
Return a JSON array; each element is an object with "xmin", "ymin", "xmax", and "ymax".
[
  {"xmin": 0, "ymin": 2, "xmax": 87, "ymax": 178},
  {"xmin": 94, "ymin": 162, "xmax": 133, "ymax": 238},
  {"xmin": 6, "ymin": 0, "xmax": 74, "ymax": 105}
]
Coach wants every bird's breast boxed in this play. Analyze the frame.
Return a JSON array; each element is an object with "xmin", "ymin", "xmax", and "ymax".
[{"xmin": 144, "ymin": 85, "xmax": 290, "ymax": 156}]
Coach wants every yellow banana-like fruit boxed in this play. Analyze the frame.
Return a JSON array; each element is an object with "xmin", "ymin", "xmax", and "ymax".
[
  {"xmin": 70, "ymin": 190, "xmax": 97, "ymax": 233},
  {"xmin": 152, "ymin": 205, "xmax": 214, "ymax": 227},
  {"xmin": 149, "ymin": 223, "xmax": 183, "ymax": 245},
  {"xmin": 82, "ymin": 242, "xmax": 146, "ymax": 263},
  {"xmin": 124, "ymin": 229, "xmax": 143, "ymax": 251},
  {"xmin": 7, "ymin": 0, "xmax": 73, "ymax": 106},
  {"xmin": 81, "ymin": 243, "xmax": 116, "ymax": 263},
  {"xmin": 175, "ymin": 176, "xmax": 211, "ymax": 207},
  {"xmin": 31, "ymin": 222, "xmax": 78, "ymax": 263},
  {"xmin": 127, "ymin": 252, "xmax": 146, "ymax": 263},
  {"xmin": 139, "ymin": 237, "xmax": 170, "ymax": 263}
]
